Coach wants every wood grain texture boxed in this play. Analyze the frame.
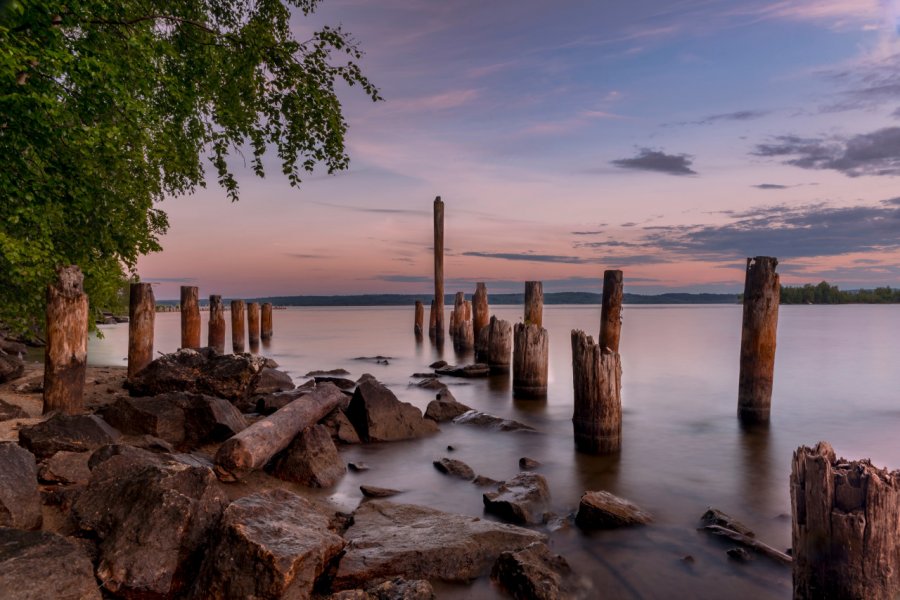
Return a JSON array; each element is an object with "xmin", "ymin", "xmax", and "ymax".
[
  {"xmin": 261, "ymin": 302, "xmax": 273, "ymax": 340},
  {"xmin": 128, "ymin": 283, "xmax": 155, "ymax": 379},
  {"xmin": 180, "ymin": 286, "xmax": 201, "ymax": 349},
  {"xmin": 208, "ymin": 295, "xmax": 226, "ymax": 354},
  {"xmin": 231, "ymin": 300, "xmax": 246, "ymax": 353},
  {"xmin": 43, "ymin": 266, "xmax": 88, "ymax": 414},
  {"xmin": 571, "ymin": 330, "xmax": 622, "ymax": 454},
  {"xmin": 513, "ymin": 322, "xmax": 548, "ymax": 398},
  {"xmin": 599, "ymin": 270, "xmax": 623, "ymax": 353},
  {"xmin": 738, "ymin": 256, "xmax": 780, "ymax": 424}
]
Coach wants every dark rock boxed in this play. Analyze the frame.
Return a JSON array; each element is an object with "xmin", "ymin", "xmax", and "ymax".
[
  {"xmin": 447, "ymin": 445, "xmax": 455, "ymax": 451},
  {"xmin": 254, "ymin": 386, "xmax": 313, "ymax": 415},
  {"xmin": 253, "ymin": 367, "xmax": 295, "ymax": 394},
  {"xmin": 491, "ymin": 542, "xmax": 581, "ymax": 600},
  {"xmin": 18, "ymin": 414, "xmax": 121, "ymax": 460},
  {"xmin": 410, "ymin": 372, "xmax": 438, "ymax": 379},
  {"xmin": 367, "ymin": 577, "xmax": 435, "ymax": 599},
  {"xmin": 453, "ymin": 410, "xmax": 536, "ymax": 432},
  {"xmin": 333, "ymin": 500, "xmax": 545, "ymax": 589},
  {"xmin": 428, "ymin": 360, "xmax": 447, "ymax": 369},
  {"xmin": 424, "ymin": 389, "xmax": 472, "ymax": 422},
  {"xmin": 0, "ymin": 337, "xmax": 28, "ymax": 355},
  {"xmin": 575, "ymin": 491, "xmax": 652, "ymax": 530},
  {"xmin": 72, "ymin": 451, "xmax": 227, "ymax": 598},
  {"xmin": 483, "ymin": 473, "xmax": 551, "ymax": 525},
  {"xmin": 125, "ymin": 347, "xmax": 268, "ymax": 404},
  {"xmin": 348, "ymin": 462, "xmax": 371, "ymax": 472},
  {"xmin": 0, "ymin": 352, "xmax": 24, "ymax": 383},
  {"xmin": 0, "ymin": 398, "xmax": 29, "ymax": 421},
  {"xmin": 39, "ymin": 451, "xmax": 92, "ymax": 485},
  {"xmin": 315, "ymin": 376, "xmax": 358, "ymax": 390},
  {"xmin": 360, "ymin": 485, "xmax": 403, "ymax": 498},
  {"xmin": 330, "ymin": 591, "xmax": 370, "ymax": 600},
  {"xmin": 191, "ymin": 489, "xmax": 344, "ymax": 600},
  {"xmin": 357, "ymin": 373, "xmax": 377, "ymax": 383},
  {"xmin": 271, "ymin": 424, "xmax": 346, "ymax": 487},
  {"xmin": 519, "ymin": 457, "xmax": 541, "ymax": 470},
  {"xmin": 353, "ymin": 356, "xmax": 394, "ymax": 362},
  {"xmin": 435, "ymin": 363, "xmax": 490, "ymax": 378},
  {"xmin": 0, "ymin": 528, "xmax": 101, "ymax": 600},
  {"xmin": 119, "ymin": 434, "xmax": 176, "ymax": 454},
  {"xmin": 346, "ymin": 379, "xmax": 438, "ymax": 442},
  {"xmin": 320, "ymin": 407, "xmax": 362, "ymax": 444},
  {"xmin": 0, "ymin": 442, "xmax": 42, "ymax": 529},
  {"xmin": 681, "ymin": 555, "xmax": 695, "ymax": 564},
  {"xmin": 433, "ymin": 458, "xmax": 475, "ymax": 480},
  {"xmin": 86, "ymin": 443, "xmax": 165, "ymax": 471},
  {"xmin": 414, "ymin": 378, "xmax": 447, "ymax": 391},
  {"xmin": 727, "ymin": 547, "xmax": 752, "ymax": 562},
  {"xmin": 14, "ymin": 378, "xmax": 43, "ymax": 394},
  {"xmin": 473, "ymin": 475, "xmax": 499, "ymax": 487},
  {"xmin": 305, "ymin": 368, "xmax": 351, "ymax": 377}
]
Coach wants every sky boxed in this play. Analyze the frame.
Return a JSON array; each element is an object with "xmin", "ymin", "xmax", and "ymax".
[{"xmin": 138, "ymin": 0, "xmax": 900, "ymax": 299}]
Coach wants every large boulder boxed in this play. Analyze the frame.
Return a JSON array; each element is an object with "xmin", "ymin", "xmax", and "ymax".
[
  {"xmin": 424, "ymin": 389, "xmax": 472, "ymax": 423},
  {"xmin": 319, "ymin": 408, "xmax": 362, "ymax": 444},
  {"xmin": 575, "ymin": 491, "xmax": 652, "ymax": 530},
  {"xmin": 332, "ymin": 500, "xmax": 545, "ymax": 589},
  {"xmin": 71, "ymin": 451, "xmax": 227, "ymax": 598},
  {"xmin": 18, "ymin": 414, "xmax": 121, "ymax": 460},
  {"xmin": 271, "ymin": 424, "xmax": 346, "ymax": 487},
  {"xmin": 0, "ymin": 398, "xmax": 29, "ymax": 421},
  {"xmin": 192, "ymin": 489, "xmax": 344, "ymax": 600},
  {"xmin": 483, "ymin": 472, "xmax": 551, "ymax": 525},
  {"xmin": 125, "ymin": 348, "xmax": 267, "ymax": 404},
  {"xmin": 0, "ymin": 352, "xmax": 24, "ymax": 383},
  {"xmin": 491, "ymin": 542, "xmax": 584, "ymax": 600},
  {"xmin": 345, "ymin": 380, "xmax": 437, "ymax": 442},
  {"xmin": 0, "ymin": 442, "xmax": 42, "ymax": 529},
  {"xmin": 0, "ymin": 528, "xmax": 101, "ymax": 600}
]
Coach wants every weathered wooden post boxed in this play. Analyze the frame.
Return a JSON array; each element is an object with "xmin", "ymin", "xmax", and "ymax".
[
  {"xmin": 414, "ymin": 300, "xmax": 424, "ymax": 338},
  {"xmin": 486, "ymin": 316, "xmax": 512, "ymax": 373},
  {"xmin": 43, "ymin": 266, "xmax": 88, "ymax": 414},
  {"xmin": 473, "ymin": 282, "xmax": 490, "ymax": 360},
  {"xmin": 571, "ymin": 331, "xmax": 622, "ymax": 454},
  {"xmin": 428, "ymin": 299, "xmax": 437, "ymax": 340},
  {"xmin": 180, "ymin": 285, "xmax": 201, "ymax": 349},
  {"xmin": 127, "ymin": 283, "xmax": 155, "ymax": 379},
  {"xmin": 513, "ymin": 282, "xmax": 549, "ymax": 398},
  {"xmin": 599, "ymin": 270, "xmax": 623, "ymax": 352},
  {"xmin": 451, "ymin": 292, "xmax": 474, "ymax": 352},
  {"xmin": 231, "ymin": 300, "xmax": 246, "ymax": 353},
  {"xmin": 261, "ymin": 302, "xmax": 273, "ymax": 341},
  {"xmin": 208, "ymin": 295, "xmax": 226, "ymax": 354},
  {"xmin": 738, "ymin": 256, "xmax": 779, "ymax": 424},
  {"xmin": 791, "ymin": 442, "xmax": 900, "ymax": 599},
  {"xmin": 433, "ymin": 196, "xmax": 445, "ymax": 342},
  {"xmin": 247, "ymin": 302, "xmax": 261, "ymax": 349}
]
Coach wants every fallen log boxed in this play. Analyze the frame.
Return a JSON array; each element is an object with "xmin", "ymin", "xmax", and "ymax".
[
  {"xmin": 213, "ymin": 382, "xmax": 345, "ymax": 481},
  {"xmin": 702, "ymin": 525, "xmax": 791, "ymax": 564}
]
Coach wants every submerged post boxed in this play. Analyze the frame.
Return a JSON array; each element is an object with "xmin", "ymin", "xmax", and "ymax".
[
  {"xmin": 231, "ymin": 300, "xmax": 246, "ymax": 353},
  {"xmin": 513, "ymin": 281, "xmax": 548, "ymax": 398},
  {"xmin": 414, "ymin": 301, "xmax": 424, "ymax": 337},
  {"xmin": 738, "ymin": 256, "xmax": 779, "ymax": 424},
  {"xmin": 208, "ymin": 295, "xmax": 226, "ymax": 354},
  {"xmin": 473, "ymin": 282, "xmax": 490, "ymax": 360},
  {"xmin": 433, "ymin": 196, "xmax": 445, "ymax": 341},
  {"xmin": 571, "ymin": 330, "xmax": 622, "ymax": 454},
  {"xmin": 791, "ymin": 442, "xmax": 900, "ymax": 599},
  {"xmin": 247, "ymin": 302, "xmax": 261, "ymax": 348},
  {"xmin": 599, "ymin": 270, "xmax": 623, "ymax": 352},
  {"xmin": 486, "ymin": 316, "xmax": 512, "ymax": 373},
  {"xmin": 261, "ymin": 303, "xmax": 273, "ymax": 341},
  {"xmin": 180, "ymin": 285, "xmax": 201, "ymax": 349},
  {"xmin": 128, "ymin": 283, "xmax": 155, "ymax": 379},
  {"xmin": 43, "ymin": 266, "xmax": 88, "ymax": 414}
]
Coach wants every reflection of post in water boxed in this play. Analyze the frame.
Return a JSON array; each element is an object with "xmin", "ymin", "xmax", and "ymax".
[
  {"xmin": 738, "ymin": 420, "xmax": 774, "ymax": 516},
  {"xmin": 574, "ymin": 448, "xmax": 623, "ymax": 500}
]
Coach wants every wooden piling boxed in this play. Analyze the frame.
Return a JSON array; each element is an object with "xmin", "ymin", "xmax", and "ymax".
[
  {"xmin": 127, "ymin": 283, "xmax": 155, "ymax": 379},
  {"xmin": 738, "ymin": 256, "xmax": 780, "ymax": 424},
  {"xmin": 599, "ymin": 270, "xmax": 623, "ymax": 352},
  {"xmin": 180, "ymin": 286, "xmax": 201, "ymax": 349},
  {"xmin": 414, "ymin": 301, "xmax": 424, "ymax": 337},
  {"xmin": 524, "ymin": 281, "xmax": 543, "ymax": 327},
  {"xmin": 433, "ymin": 196, "xmax": 445, "ymax": 341},
  {"xmin": 428, "ymin": 299, "xmax": 437, "ymax": 340},
  {"xmin": 486, "ymin": 316, "xmax": 512, "ymax": 373},
  {"xmin": 513, "ymin": 282, "xmax": 548, "ymax": 398},
  {"xmin": 43, "ymin": 266, "xmax": 88, "ymax": 414},
  {"xmin": 208, "ymin": 295, "xmax": 226, "ymax": 354},
  {"xmin": 261, "ymin": 302, "xmax": 273, "ymax": 341},
  {"xmin": 451, "ymin": 292, "xmax": 474, "ymax": 351},
  {"xmin": 791, "ymin": 442, "xmax": 900, "ymax": 599},
  {"xmin": 231, "ymin": 300, "xmax": 246, "ymax": 353},
  {"xmin": 473, "ymin": 282, "xmax": 490, "ymax": 360},
  {"xmin": 571, "ymin": 330, "xmax": 622, "ymax": 454},
  {"xmin": 247, "ymin": 302, "xmax": 261, "ymax": 347}
]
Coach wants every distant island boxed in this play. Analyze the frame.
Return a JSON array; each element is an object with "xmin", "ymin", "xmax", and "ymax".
[{"xmin": 779, "ymin": 282, "xmax": 900, "ymax": 304}]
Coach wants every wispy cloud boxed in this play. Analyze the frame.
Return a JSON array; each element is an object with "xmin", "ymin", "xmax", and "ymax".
[
  {"xmin": 753, "ymin": 183, "xmax": 789, "ymax": 189},
  {"xmin": 753, "ymin": 127, "xmax": 900, "ymax": 177},
  {"xmin": 461, "ymin": 251, "xmax": 592, "ymax": 264},
  {"xmin": 284, "ymin": 253, "xmax": 331, "ymax": 259},
  {"xmin": 384, "ymin": 89, "xmax": 480, "ymax": 112},
  {"xmin": 146, "ymin": 277, "xmax": 197, "ymax": 283},
  {"xmin": 309, "ymin": 200, "xmax": 430, "ymax": 215},
  {"xmin": 674, "ymin": 109, "xmax": 771, "ymax": 126},
  {"xmin": 611, "ymin": 148, "xmax": 698, "ymax": 175}
]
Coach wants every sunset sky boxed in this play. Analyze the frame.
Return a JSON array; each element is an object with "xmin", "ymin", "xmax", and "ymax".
[{"xmin": 138, "ymin": 0, "xmax": 900, "ymax": 299}]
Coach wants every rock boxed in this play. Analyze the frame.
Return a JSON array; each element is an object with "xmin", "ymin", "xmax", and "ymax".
[
  {"xmin": 473, "ymin": 475, "xmax": 499, "ymax": 487},
  {"xmin": 575, "ymin": 490, "xmax": 652, "ymax": 530},
  {"xmin": 353, "ymin": 356, "xmax": 393, "ymax": 362},
  {"xmin": 519, "ymin": 457, "xmax": 541, "ymax": 470},
  {"xmin": 333, "ymin": 500, "xmax": 546, "ymax": 589},
  {"xmin": 0, "ymin": 352, "xmax": 24, "ymax": 383},
  {"xmin": 0, "ymin": 528, "xmax": 101, "ymax": 600},
  {"xmin": 348, "ymin": 462, "xmax": 370, "ymax": 472},
  {"xmin": 0, "ymin": 442, "xmax": 42, "ymax": 529},
  {"xmin": 320, "ymin": 407, "xmax": 362, "ymax": 444},
  {"xmin": 253, "ymin": 367, "xmax": 295, "ymax": 394},
  {"xmin": 306, "ymin": 368, "xmax": 350, "ymax": 377},
  {"xmin": 72, "ymin": 451, "xmax": 227, "ymax": 598},
  {"xmin": 410, "ymin": 372, "xmax": 439, "ymax": 379},
  {"xmin": 357, "ymin": 373, "xmax": 377, "ymax": 383},
  {"xmin": 435, "ymin": 363, "xmax": 490, "ymax": 378},
  {"xmin": 271, "ymin": 424, "xmax": 346, "ymax": 487},
  {"xmin": 367, "ymin": 577, "xmax": 435, "ymax": 599},
  {"xmin": 424, "ymin": 389, "xmax": 472, "ymax": 422},
  {"xmin": 39, "ymin": 451, "xmax": 92, "ymax": 485},
  {"xmin": 453, "ymin": 410, "xmax": 536, "ymax": 432},
  {"xmin": 18, "ymin": 414, "xmax": 121, "ymax": 460},
  {"xmin": 483, "ymin": 472, "xmax": 551, "ymax": 525},
  {"xmin": 491, "ymin": 542, "xmax": 581, "ymax": 600},
  {"xmin": 727, "ymin": 547, "xmax": 752, "ymax": 562},
  {"xmin": 330, "ymin": 591, "xmax": 370, "ymax": 600},
  {"xmin": 433, "ymin": 458, "xmax": 475, "ymax": 480},
  {"xmin": 360, "ymin": 485, "xmax": 403, "ymax": 498},
  {"xmin": 414, "ymin": 378, "xmax": 447, "ymax": 391},
  {"xmin": 315, "ymin": 375, "xmax": 358, "ymax": 390},
  {"xmin": 0, "ymin": 337, "xmax": 28, "ymax": 355},
  {"xmin": 254, "ymin": 386, "xmax": 313, "ymax": 415},
  {"xmin": 125, "ymin": 347, "xmax": 268, "ymax": 404},
  {"xmin": 346, "ymin": 379, "xmax": 438, "ymax": 442},
  {"xmin": 428, "ymin": 360, "xmax": 447, "ymax": 369},
  {"xmin": 700, "ymin": 507, "xmax": 755, "ymax": 537},
  {"xmin": 0, "ymin": 398, "xmax": 29, "ymax": 421},
  {"xmin": 191, "ymin": 489, "xmax": 344, "ymax": 600}
]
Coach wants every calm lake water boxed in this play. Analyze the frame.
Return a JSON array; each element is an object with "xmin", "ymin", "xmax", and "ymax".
[{"xmin": 89, "ymin": 304, "xmax": 900, "ymax": 599}]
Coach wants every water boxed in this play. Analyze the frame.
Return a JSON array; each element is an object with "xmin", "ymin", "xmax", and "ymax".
[{"xmin": 89, "ymin": 304, "xmax": 900, "ymax": 599}]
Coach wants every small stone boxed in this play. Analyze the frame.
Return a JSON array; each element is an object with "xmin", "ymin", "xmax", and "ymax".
[
  {"xmin": 433, "ymin": 458, "xmax": 475, "ymax": 480},
  {"xmin": 424, "ymin": 389, "xmax": 472, "ymax": 423},
  {"xmin": 483, "ymin": 473, "xmax": 551, "ymax": 525},
  {"xmin": 519, "ymin": 457, "xmax": 541, "ymax": 470},
  {"xmin": 348, "ymin": 462, "xmax": 371, "ymax": 472},
  {"xmin": 473, "ymin": 475, "xmax": 498, "ymax": 487},
  {"xmin": 681, "ymin": 555, "xmax": 695, "ymax": 564},
  {"xmin": 367, "ymin": 577, "xmax": 434, "ymax": 599},
  {"xmin": 361, "ymin": 485, "xmax": 403, "ymax": 498},
  {"xmin": 727, "ymin": 547, "xmax": 751, "ymax": 562},
  {"xmin": 305, "ymin": 368, "xmax": 351, "ymax": 377},
  {"xmin": 575, "ymin": 491, "xmax": 652, "ymax": 530},
  {"xmin": 428, "ymin": 360, "xmax": 448, "ymax": 369},
  {"xmin": 447, "ymin": 445, "xmax": 455, "ymax": 451}
]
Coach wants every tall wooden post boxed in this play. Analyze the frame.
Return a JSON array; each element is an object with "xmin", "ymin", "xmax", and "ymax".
[
  {"xmin": 738, "ymin": 256, "xmax": 779, "ymax": 424},
  {"xmin": 208, "ymin": 295, "xmax": 226, "ymax": 354},
  {"xmin": 247, "ymin": 302, "xmax": 261, "ymax": 349},
  {"xmin": 414, "ymin": 301, "xmax": 424, "ymax": 337},
  {"xmin": 433, "ymin": 196, "xmax": 445, "ymax": 342},
  {"xmin": 231, "ymin": 300, "xmax": 246, "ymax": 353},
  {"xmin": 428, "ymin": 299, "xmax": 437, "ymax": 340},
  {"xmin": 43, "ymin": 266, "xmax": 88, "ymax": 415},
  {"xmin": 261, "ymin": 302, "xmax": 273, "ymax": 341},
  {"xmin": 486, "ymin": 316, "xmax": 512, "ymax": 373},
  {"xmin": 791, "ymin": 442, "xmax": 900, "ymax": 599},
  {"xmin": 473, "ymin": 283, "xmax": 490, "ymax": 360},
  {"xmin": 571, "ymin": 330, "xmax": 622, "ymax": 454},
  {"xmin": 513, "ymin": 282, "xmax": 548, "ymax": 398},
  {"xmin": 180, "ymin": 286, "xmax": 201, "ymax": 349},
  {"xmin": 127, "ymin": 283, "xmax": 155, "ymax": 379},
  {"xmin": 599, "ymin": 270, "xmax": 623, "ymax": 352}
]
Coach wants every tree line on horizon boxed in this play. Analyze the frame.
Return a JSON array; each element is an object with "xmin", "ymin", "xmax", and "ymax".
[{"xmin": 778, "ymin": 281, "xmax": 900, "ymax": 304}]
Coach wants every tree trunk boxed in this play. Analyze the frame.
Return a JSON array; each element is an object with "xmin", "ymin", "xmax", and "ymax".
[
  {"xmin": 247, "ymin": 302, "xmax": 261, "ymax": 350},
  {"xmin": 513, "ymin": 322, "xmax": 548, "ymax": 398},
  {"xmin": 231, "ymin": 300, "xmax": 246, "ymax": 353},
  {"xmin": 738, "ymin": 256, "xmax": 779, "ymax": 424},
  {"xmin": 599, "ymin": 270, "xmax": 623, "ymax": 353},
  {"xmin": 180, "ymin": 286, "xmax": 201, "ymax": 349},
  {"xmin": 414, "ymin": 300, "xmax": 424, "ymax": 337},
  {"xmin": 127, "ymin": 283, "xmax": 155, "ymax": 380},
  {"xmin": 486, "ymin": 316, "xmax": 512, "ymax": 373},
  {"xmin": 433, "ymin": 196, "xmax": 445, "ymax": 341},
  {"xmin": 473, "ymin": 282, "xmax": 490, "ymax": 354},
  {"xmin": 261, "ymin": 302, "xmax": 273, "ymax": 341},
  {"xmin": 524, "ymin": 281, "xmax": 543, "ymax": 327},
  {"xmin": 43, "ymin": 266, "xmax": 88, "ymax": 415},
  {"xmin": 571, "ymin": 330, "xmax": 622, "ymax": 454},
  {"xmin": 208, "ymin": 295, "xmax": 226, "ymax": 354},
  {"xmin": 791, "ymin": 442, "xmax": 900, "ymax": 599}
]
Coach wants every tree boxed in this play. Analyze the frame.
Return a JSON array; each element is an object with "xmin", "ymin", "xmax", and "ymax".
[{"xmin": 0, "ymin": 0, "xmax": 380, "ymax": 334}]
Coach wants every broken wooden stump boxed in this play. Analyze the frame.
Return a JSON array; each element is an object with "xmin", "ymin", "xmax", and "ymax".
[
  {"xmin": 414, "ymin": 301, "xmax": 424, "ymax": 338},
  {"xmin": 486, "ymin": 316, "xmax": 512, "ymax": 374},
  {"xmin": 599, "ymin": 269, "xmax": 623, "ymax": 352},
  {"xmin": 231, "ymin": 300, "xmax": 246, "ymax": 353},
  {"xmin": 571, "ymin": 330, "xmax": 622, "ymax": 454},
  {"xmin": 261, "ymin": 302, "xmax": 273, "ymax": 341},
  {"xmin": 513, "ymin": 282, "xmax": 548, "ymax": 399},
  {"xmin": 43, "ymin": 266, "xmax": 88, "ymax": 415},
  {"xmin": 127, "ymin": 283, "xmax": 155, "ymax": 380},
  {"xmin": 473, "ymin": 283, "xmax": 490, "ymax": 359},
  {"xmin": 180, "ymin": 285, "xmax": 201, "ymax": 350},
  {"xmin": 433, "ymin": 196, "xmax": 445, "ymax": 342},
  {"xmin": 247, "ymin": 302, "xmax": 261, "ymax": 349},
  {"xmin": 208, "ymin": 295, "xmax": 226, "ymax": 354},
  {"xmin": 738, "ymin": 256, "xmax": 779, "ymax": 424},
  {"xmin": 451, "ymin": 292, "xmax": 474, "ymax": 352}
]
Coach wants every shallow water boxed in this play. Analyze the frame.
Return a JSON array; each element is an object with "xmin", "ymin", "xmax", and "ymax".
[{"xmin": 89, "ymin": 304, "xmax": 900, "ymax": 599}]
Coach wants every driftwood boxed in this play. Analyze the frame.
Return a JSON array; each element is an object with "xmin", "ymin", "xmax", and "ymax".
[
  {"xmin": 703, "ymin": 525, "xmax": 791, "ymax": 564},
  {"xmin": 414, "ymin": 301, "xmax": 424, "ymax": 337},
  {"xmin": 128, "ymin": 283, "xmax": 155, "ymax": 380},
  {"xmin": 208, "ymin": 295, "xmax": 226, "ymax": 354},
  {"xmin": 571, "ymin": 330, "xmax": 621, "ymax": 454},
  {"xmin": 247, "ymin": 302, "xmax": 261, "ymax": 347},
  {"xmin": 738, "ymin": 256, "xmax": 779, "ymax": 424},
  {"xmin": 231, "ymin": 300, "xmax": 246, "ymax": 353},
  {"xmin": 433, "ymin": 196, "xmax": 445, "ymax": 341},
  {"xmin": 261, "ymin": 302, "xmax": 273, "ymax": 341},
  {"xmin": 43, "ymin": 266, "xmax": 88, "ymax": 414},
  {"xmin": 180, "ymin": 286, "xmax": 201, "ymax": 350},
  {"xmin": 213, "ymin": 382, "xmax": 345, "ymax": 481},
  {"xmin": 599, "ymin": 270, "xmax": 623, "ymax": 353}
]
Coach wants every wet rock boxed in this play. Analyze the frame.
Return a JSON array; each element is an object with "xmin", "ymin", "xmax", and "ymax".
[
  {"xmin": 330, "ymin": 591, "xmax": 370, "ymax": 600},
  {"xmin": 473, "ymin": 475, "xmax": 499, "ymax": 487},
  {"xmin": 320, "ymin": 407, "xmax": 362, "ymax": 444},
  {"xmin": 315, "ymin": 376, "xmax": 358, "ymax": 390},
  {"xmin": 491, "ymin": 542, "xmax": 581, "ymax": 600},
  {"xmin": 367, "ymin": 577, "xmax": 435, "ymax": 599},
  {"xmin": 254, "ymin": 385, "xmax": 313, "ymax": 415},
  {"xmin": 519, "ymin": 457, "xmax": 541, "ymax": 470},
  {"xmin": 72, "ymin": 451, "xmax": 227, "ymax": 598},
  {"xmin": 252, "ymin": 367, "xmax": 295, "ymax": 394},
  {"xmin": 0, "ymin": 442, "xmax": 42, "ymax": 529},
  {"xmin": 39, "ymin": 451, "xmax": 92, "ymax": 485},
  {"xmin": 353, "ymin": 356, "xmax": 393, "ymax": 362},
  {"xmin": 433, "ymin": 458, "xmax": 475, "ymax": 480},
  {"xmin": 333, "ymin": 500, "xmax": 545, "ymax": 589},
  {"xmin": 18, "ymin": 414, "xmax": 121, "ymax": 460},
  {"xmin": 483, "ymin": 473, "xmax": 551, "ymax": 525},
  {"xmin": 0, "ymin": 352, "xmax": 24, "ymax": 383},
  {"xmin": 411, "ymin": 372, "xmax": 439, "ymax": 379},
  {"xmin": 305, "ymin": 368, "xmax": 351, "ymax": 377},
  {"xmin": 348, "ymin": 462, "xmax": 371, "ymax": 472},
  {"xmin": 424, "ymin": 389, "xmax": 472, "ymax": 422},
  {"xmin": 346, "ymin": 379, "xmax": 438, "ymax": 442},
  {"xmin": 575, "ymin": 491, "xmax": 652, "ymax": 530},
  {"xmin": 271, "ymin": 424, "xmax": 346, "ymax": 488},
  {"xmin": 453, "ymin": 410, "xmax": 536, "ymax": 432},
  {"xmin": 125, "ymin": 347, "xmax": 267, "ymax": 404},
  {"xmin": 414, "ymin": 378, "xmax": 447, "ymax": 391},
  {"xmin": 0, "ymin": 528, "xmax": 101, "ymax": 600},
  {"xmin": 192, "ymin": 489, "xmax": 344, "ymax": 600},
  {"xmin": 0, "ymin": 398, "xmax": 29, "ymax": 421},
  {"xmin": 428, "ymin": 360, "xmax": 448, "ymax": 369},
  {"xmin": 435, "ymin": 363, "xmax": 490, "ymax": 378},
  {"xmin": 727, "ymin": 547, "xmax": 752, "ymax": 562},
  {"xmin": 360, "ymin": 485, "xmax": 403, "ymax": 498},
  {"xmin": 118, "ymin": 434, "xmax": 175, "ymax": 454}
]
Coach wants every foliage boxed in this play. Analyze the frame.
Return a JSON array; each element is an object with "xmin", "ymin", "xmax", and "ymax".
[
  {"xmin": 0, "ymin": 0, "xmax": 380, "ymax": 334},
  {"xmin": 780, "ymin": 281, "xmax": 900, "ymax": 304}
]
